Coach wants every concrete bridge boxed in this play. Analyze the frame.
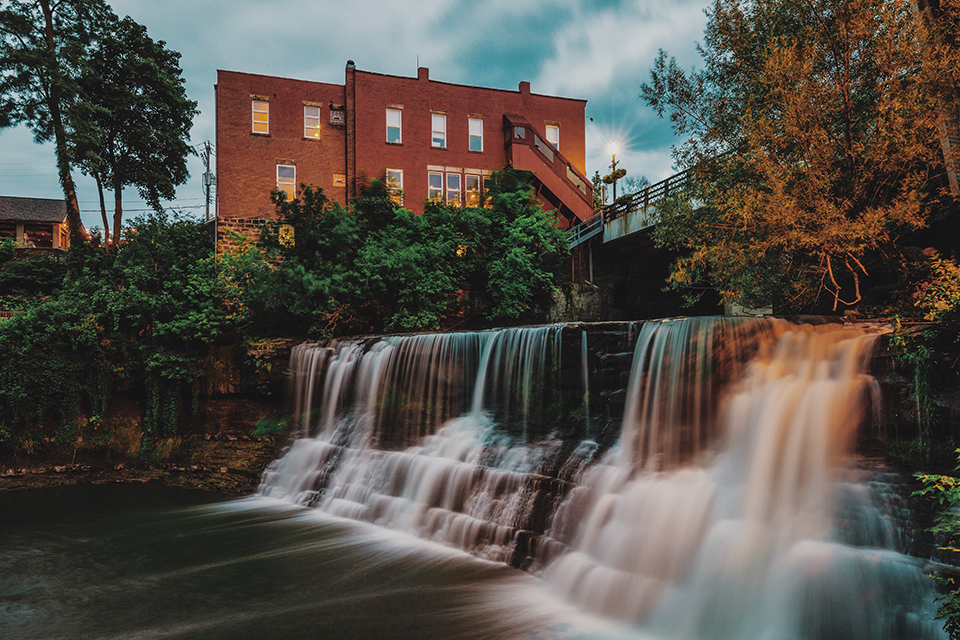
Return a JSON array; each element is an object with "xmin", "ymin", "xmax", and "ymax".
[{"xmin": 568, "ymin": 169, "xmax": 690, "ymax": 249}]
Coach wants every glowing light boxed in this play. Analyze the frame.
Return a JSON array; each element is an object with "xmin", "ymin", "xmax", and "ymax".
[{"xmin": 608, "ymin": 141, "xmax": 619, "ymax": 156}]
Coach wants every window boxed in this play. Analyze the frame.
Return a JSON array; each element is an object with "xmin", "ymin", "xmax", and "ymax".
[
  {"xmin": 545, "ymin": 124, "xmax": 559, "ymax": 149},
  {"xmin": 386, "ymin": 109, "xmax": 402, "ymax": 143},
  {"xmin": 432, "ymin": 113, "xmax": 446, "ymax": 148},
  {"xmin": 333, "ymin": 173, "xmax": 346, "ymax": 187},
  {"xmin": 468, "ymin": 118, "xmax": 483, "ymax": 152},
  {"xmin": 428, "ymin": 171, "xmax": 443, "ymax": 201},
  {"xmin": 277, "ymin": 164, "xmax": 296, "ymax": 200},
  {"xmin": 304, "ymin": 106, "xmax": 321, "ymax": 138},
  {"xmin": 252, "ymin": 100, "xmax": 269, "ymax": 134},
  {"xmin": 446, "ymin": 173, "xmax": 461, "ymax": 206},
  {"xmin": 330, "ymin": 108, "xmax": 345, "ymax": 125},
  {"xmin": 386, "ymin": 169, "xmax": 403, "ymax": 205},
  {"xmin": 465, "ymin": 174, "xmax": 482, "ymax": 207}
]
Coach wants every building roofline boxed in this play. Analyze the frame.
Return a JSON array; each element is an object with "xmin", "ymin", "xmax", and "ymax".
[
  {"xmin": 216, "ymin": 69, "xmax": 344, "ymax": 89},
  {"xmin": 215, "ymin": 68, "xmax": 587, "ymax": 105},
  {"xmin": 353, "ymin": 67, "xmax": 587, "ymax": 104},
  {"xmin": 0, "ymin": 195, "xmax": 68, "ymax": 223}
]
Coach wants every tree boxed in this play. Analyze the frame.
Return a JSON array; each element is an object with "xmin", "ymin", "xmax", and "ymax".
[
  {"xmin": 642, "ymin": 0, "xmax": 959, "ymax": 311},
  {"xmin": 250, "ymin": 170, "xmax": 570, "ymax": 336},
  {"xmin": 69, "ymin": 14, "xmax": 197, "ymax": 245},
  {"xmin": 0, "ymin": 0, "xmax": 113, "ymax": 246}
]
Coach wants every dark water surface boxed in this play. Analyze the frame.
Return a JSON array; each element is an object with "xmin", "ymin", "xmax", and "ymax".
[{"xmin": 0, "ymin": 484, "xmax": 625, "ymax": 640}]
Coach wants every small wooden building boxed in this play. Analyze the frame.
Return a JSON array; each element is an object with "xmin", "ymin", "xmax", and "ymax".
[{"xmin": 0, "ymin": 196, "xmax": 71, "ymax": 252}]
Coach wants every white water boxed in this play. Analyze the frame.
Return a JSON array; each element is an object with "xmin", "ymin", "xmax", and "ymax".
[{"xmin": 259, "ymin": 319, "xmax": 946, "ymax": 639}]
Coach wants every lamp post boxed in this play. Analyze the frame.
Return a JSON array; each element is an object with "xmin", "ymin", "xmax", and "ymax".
[{"xmin": 608, "ymin": 142, "xmax": 619, "ymax": 204}]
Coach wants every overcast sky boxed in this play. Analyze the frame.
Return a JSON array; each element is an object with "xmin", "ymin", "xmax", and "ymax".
[{"xmin": 0, "ymin": 0, "xmax": 711, "ymax": 230}]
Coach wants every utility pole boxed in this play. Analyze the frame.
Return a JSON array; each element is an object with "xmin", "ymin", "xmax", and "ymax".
[{"xmin": 200, "ymin": 141, "xmax": 216, "ymax": 221}]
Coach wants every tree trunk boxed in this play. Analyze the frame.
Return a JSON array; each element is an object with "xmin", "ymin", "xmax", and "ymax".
[
  {"xmin": 113, "ymin": 178, "xmax": 123, "ymax": 244},
  {"xmin": 95, "ymin": 174, "xmax": 110, "ymax": 245},
  {"xmin": 40, "ymin": 0, "xmax": 84, "ymax": 249}
]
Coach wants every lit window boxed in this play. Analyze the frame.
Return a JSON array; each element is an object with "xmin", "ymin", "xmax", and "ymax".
[
  {"xmin": 546, "ymin": 124, "xmax": 559, "ymax": 149},
  {"xmin": 304, "ymin": 106, "xmax": 321, "ymax": 138},
  {"xmin": 469, "ymin": 118, "xmax": 483, "ymax": 152},
  {"xmin": 277, "ymin": 164, "xmax": 296, "ymax": 200},
  {"xmin": 446, "ymin": 173, "xmax": 461, "ymax": 206},
  {"xmin": 252, "ymin": 100, "xmax": 269, "ymax": 134},
  {"xmin": 386, "ymin": 109, "xmax": 402, "ymax": 143},
  {"xmin": 333, "ymin": 173, "xmax": 346, "ymax": 187},
  {"xmin": 465, "ymin": 174, "xmax": 482, "ymax": 207},
  {"xmin": 432, "ymin": 113, "xmax": 446, "ymax": 148},
  {"xmin": 428, "ymin": 171, "xmax": 443, "ymax": 201},
  {"xmin": 386, "ymin": 169, "xmax": 403, "ymax": 205}
]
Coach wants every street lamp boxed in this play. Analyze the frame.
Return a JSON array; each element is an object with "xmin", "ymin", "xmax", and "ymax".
[{"xmin": 608, "ymin": 141, "xmax": 620, "ymax": 204}]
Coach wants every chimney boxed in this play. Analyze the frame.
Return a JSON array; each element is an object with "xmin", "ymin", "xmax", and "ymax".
[
  {"xmin": 519, "ymin": 81, "xmax": 530, "ymax": 95},
  {"xmin": 418, "ymin": 67, "xmax": 429, "ymax": 81}
]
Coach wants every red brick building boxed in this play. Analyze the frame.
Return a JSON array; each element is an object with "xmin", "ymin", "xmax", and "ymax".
[{"xmin": 215, "ymin": 62, "xmax": 593, "ymax": 228}]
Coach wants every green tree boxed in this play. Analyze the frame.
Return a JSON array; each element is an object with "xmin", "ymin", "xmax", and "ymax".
[
  {"xmin": 0, "ymin": 211, "xmax": 233, "ymax": 454},
  {"xmin": 642, "ymin": 0, "xmax": 959, "ymax": 311},
  {"xmin": 916, "ymin": 450, "xmax": 960, "ymax": 639},
  {"xmin": 69, "ymin": 14, "xmax": 197, "ymax": 245},
  {"xmin": 0, "ymin": 0, "xmax": 112, "ymax": 246},
  {"xmin": 250, "ymin": 170, "xmax": 569, "ymax": 336}
]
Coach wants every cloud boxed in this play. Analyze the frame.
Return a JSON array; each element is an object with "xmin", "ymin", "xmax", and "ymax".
[
  {"xmin": 534, "ymin": 0, "xmax": 709, "ymax": 186},
  {"xmin": 535, "ymin": 0, "xmax": 708, "ymax": 98}
]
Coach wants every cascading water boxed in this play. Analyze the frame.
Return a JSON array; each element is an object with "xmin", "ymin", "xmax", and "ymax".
[{"xmin": 258, "ymin": 318, "xmax": 946, "ymax": 638}]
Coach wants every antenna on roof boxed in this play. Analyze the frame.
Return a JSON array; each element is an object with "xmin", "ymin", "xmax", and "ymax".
[{"xmin": 417, "ymin": 54, "xmax": 419, "ymax": 69}]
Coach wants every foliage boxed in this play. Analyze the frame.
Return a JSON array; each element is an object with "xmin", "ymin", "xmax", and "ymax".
[
  {"xmin": 253, "ymin": 417, "xmax": 288, "ymax": 436},
  {"xmin": 915, "ymin": 450, "xmax": 960, "ymax": 639},
  {"xmin": 0, "ymin": 0, "xmax": 115, "ymax": 245},
  {"xmin": 591, "ymin": 170, "xmax": 606, "ymax": 209},
  {"xmin": 1, "ymin": 1, "xmax": 196, "ymax": 248},
  {"xmin": 0, "ymin": 212, "xmax": 233, "ymax": 456},
  {"xmin": 917, "ymin": 254, "xmax": 960, "ymax": 324},
  {"xmin": 0, "ymin": 236, "xmax": 15, "ymax": 264},
  {"xmin": 69, "ymin": 13, "xmax": 197, "ymax": 243},
  {"xmin": 643, "ymin": 0, "xmax": 959, "ymax": 312},
  {"xmin": 890, "ymin": 318, "xmax": 937, "ymax": 461},
  {"xmin": 251, "ymin": 168, "xmax": 569, "ymax": 335},
  {"xmin": 621, "ymin": 175, "xmax": 651, "ymax": 194},
  {"xmin": 0, "ymin": 253, "xmax": 66, "ymax": 295}
]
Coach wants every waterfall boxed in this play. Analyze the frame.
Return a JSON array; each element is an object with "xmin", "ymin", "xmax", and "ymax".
[{"xmin": 259, "ymin": 319, "xmax": 945, "ymax": 638}]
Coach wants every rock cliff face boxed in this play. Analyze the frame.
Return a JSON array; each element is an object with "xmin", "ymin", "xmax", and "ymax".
[{"xmin": 0, "ymin": 339, "xmax": 297, "ymax": 494}]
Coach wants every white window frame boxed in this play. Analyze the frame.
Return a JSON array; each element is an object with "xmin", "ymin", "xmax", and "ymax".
[
  {"xmin": 468, "ymin": 118, "xmax": 483, "ymax": 152},
  {"xmin": 465, "ymin": 174, "xmax": 482, "ymax": 207},
  {"xmin": 386, "ymin": 168, "xmax": 403, "ymax": 205},
  {"xmin": 432, "ymin": 113, "xmax": 447, "ymax": 148},
  {"xmin": 304, "ymin": 106, "xmax": 321, "ymax": 139},
  {"xmin": 386, "ymin": 108, "xmax": 402, "ymax": 144},
  {"xmin": 277, "ymin": 164, "xmax": 296, "ymax": 201},
  {"xmin": 446, "ymin": 173, "xmax": 461, "ymax": 206},
  {"xmin": 428, "ymin": 171, "xmax": 443, "ymax": 201},
  {"xmin": 545, "ymin": 124, "xmax": 559, "ymax": 149},
  {"xmin": 252, "ymin": 100, "xmax": 269, "ymax": 134}
]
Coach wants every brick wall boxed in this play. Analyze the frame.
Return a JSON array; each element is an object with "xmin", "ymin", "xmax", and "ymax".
[
  {"xmin": 216, "ymin": 71, "xmax": 347, "ymax": 219},
  {"xmin": 216, "ymin": 65, "xmax": 588, "ymax": 218},
  {"xmin": 352, "ymin": 68, "xmax": 587, "ymax": 215},
  {"xmin": 216, "ymin": 216, "xmax": 267, "ymax": 254}
]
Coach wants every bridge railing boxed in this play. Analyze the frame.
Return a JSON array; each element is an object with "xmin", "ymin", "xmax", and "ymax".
[
  {"xmin": 567, "ymin": 169, "xmax": 692, "ymax": 248},
  {"xmin": 602, "ymin": 170, "xmax": 690, "ymax": 224},
  {"xmin": 568, "ymin": 210, "xmax": 603, "ymax": 249}
]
